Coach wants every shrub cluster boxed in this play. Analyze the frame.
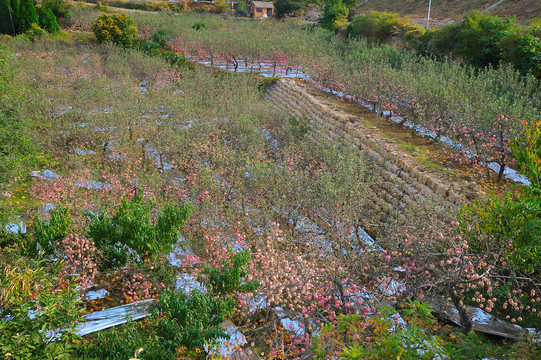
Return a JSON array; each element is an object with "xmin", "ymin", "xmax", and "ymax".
[
  {"xmin": 415, "ymin": 11, "xmax": 541, "ymax": 78},
  {"xmin": 347, "ymin": 11, "xmax": 540, "ymax": 78},
  {"xmin": 347, "ymin": 11, "xmax": 425, "ymax": 44}
]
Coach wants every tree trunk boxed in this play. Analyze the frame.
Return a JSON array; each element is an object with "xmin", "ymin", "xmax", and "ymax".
[
  {"xmin": 375, "ymin": 103, "xmax": 380, "ymax": 127},
  {"xmin": 101, "ymin": 141, "xmax": 109, "ymax": 169},
  {"xmin": 497, "ymin": 157, "xmax": 506, "ymax": 183},
  {"xmin": 450, "ymin": 287, "xmax": 472, "ymax": 334},
  {"xmin": 141, "ymin": 140, "xmax": 147, "ymax": 168}
]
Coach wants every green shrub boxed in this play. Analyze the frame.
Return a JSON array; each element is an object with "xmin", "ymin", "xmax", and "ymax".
[
  {"xmin": 74, "ymin": 289, "xmax": 234, "ymax": 360},
  {"xmin": 289, "ymin": 116, "xmax": 310, "ymax": 140},
  {"xmin": 347, "ymin": 11, "xmax": 423, "ymax": 44},
  {"xmin": 320, "ymin": 0, "xmax": 348, "ymax": 32},
  {"xmin": 160, "ymin": 50, "xmax": 189, "ymax": 68},
  {"xmin": 24, "ymin": 22, "xmax": 45, "ymax": 41},
  {"xmin": 38, "ymin": 6, "xmax": 60, "ymax": 34},
  {"xmin": 427, "ymin": 12, "xmax": 522, "ymax": 68},
  {"xmin": 459, "ymin": 193, "xmax": 541, "ymax": 273},
  {"xmin": 513, "ymin": 121, "xmax": 541, "ymax": 190},
  {"xmin": 214, "ymin": 0, "xmax": 229, "ymax": 14},
  {"xmin": 0, "ymin": 228, "xmax": 34, "ymax": 256},
  {"xmin": 257, "ymin": 76, "xmax": 280, "ymax": 92},
  {"xmin": 313, "ymin": 301, "xmax": 447, "ymax": 359},
  {"xmin": 191, "ymin": 20, "xmax": 206, "ymax": 31},
  {"xmin": 91, "ymin": 12, "xmax": 138, "ymax": 46},
  {"xmin": 516, "ymin": 25, "xmax": 541, "ymax": 78},
  {"xmin": 34, "ymin": 206, "xmax": 72, "ymax": 256},
  {"xmin": 94, "ymin": 1, "xmax": 109, "ymax": 12},
  {"xmin": 443, "ymin": 331, "xmax": 512, "ymax": 359},
  {"xmin": 151, "ymin": 28, "xmax": 169, "ymax": 47},
  {"xmin": 0, "ymin": 259, "xmax": 84, "ymax": 360},
  {"xmin": 42, "ymin": 0, "xmax": 72, "ymax": 24},
  {"xmin": 235, "ymin": 0, "xmax": 249, "ymax": 17},
  {"xmin": 88, "ymin": 196, "xmax": 192, "ymax": 269},
  {"xmin": 274, "ymin": 0, "xmax": 303, "ymax": 19},
  {"xmin": 201, "ymin": 250, "xmax": 259, "ymax": 296}
]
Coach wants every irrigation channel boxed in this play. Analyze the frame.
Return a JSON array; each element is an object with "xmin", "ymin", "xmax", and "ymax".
[{"xmin": 6, "ymin": 58, "xmax": 536, "ymax": 358}]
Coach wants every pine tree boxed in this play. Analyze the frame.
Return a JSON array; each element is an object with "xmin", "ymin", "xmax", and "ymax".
[
  {"xmin": 10, "ymin": 0, "xmax": 19, "ymax": 33},
  {"xmin": 18, "ymin": 0, "xmax": 38, "ymax": 33},
  {"xmin": 0, "ymin": 0, "xmax": 15, "ymax": 35},
  {"xmin": 39, "ymin": 6, "xmax": 59, "ymax": 34}
]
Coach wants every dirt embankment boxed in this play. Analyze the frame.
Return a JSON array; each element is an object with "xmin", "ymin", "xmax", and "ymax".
[
  {"xmin": 355, "ymin": 0, "xmax": 540, "ymax": 24},
  {"xmin": 268, "ymin": 78, "xmax": 519, "ymax": 220}
]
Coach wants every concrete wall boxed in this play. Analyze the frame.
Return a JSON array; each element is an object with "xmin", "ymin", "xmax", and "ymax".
[{"xmin": 267, "ymin": 79, "xmax": 471, "ymax": 226}]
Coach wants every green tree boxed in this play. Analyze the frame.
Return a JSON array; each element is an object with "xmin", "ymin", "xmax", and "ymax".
[
  {"xmin": 516, "ymin": 25, "xmax": 541, "ymax": 78},
  {"xmin": 456, "ymin": 123, "xmax": 541, "ymax": 273},
  {"xmin": 274, "ymin": 0, "xmax": 303, "ymax": 19},
  {"xmin": 200, "ymin": 250, "xmax": 259, "ymax": 296},
  {"xmin": 431, "ymin": 11, "xmax": 522, "ymax": 69},
  {"xmin": 18, "ymin": 0, "xmax": 38, "ymax": 33},
  {"xmin": 34, "ymin": 206, "xmax": 72, "ymax": 256},
  {"xmin": 321, "ymin": 0, "xmax": 348, "ymax": 32},
  {"xmin": 235, "ymin": 0, "xmax": 249, "ymax": 17},
  {"xmin": 88, "ymin": 196, "xmax": 192, "ymax": 269},
  {"xmin": 42, "ymin": 0, "xmax": 71, "ymax": 23},
  {"xmin": 38, "ymin": 6, "xmax": 60, "ymax": 34},
  {"xmin": 0, "ymin": 0, "xmax": 15, "ymax": 35}
]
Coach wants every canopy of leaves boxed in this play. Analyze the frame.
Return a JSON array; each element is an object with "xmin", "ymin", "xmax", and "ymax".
[
  {"xmin": 0, "ymin": 259, "xmax": 84, "ymax": 359},
  {"xmin": 38, "ymin": 6, "xmax": 60, "ymax": 34},
  {"xmin": 88, "ymin": 196, "xmax": 192, "ymax": 268},
  {"xmin": 18, "ymin": 0, "xmax": 38, "ymax": 33},
  {"xmin": 274, "ymin": 0, "xmax": 303, "ymax": 19},
  {"xmin": 92, "ymin": 13, "xmax": 138, "ymax": 46},
  {"xmin": 347, "ymin": 11, "xmax": 425, "ymax": 44},
  {"xmin": 321, "ymin": 0, "xmax": 348, "ymax": 32},
  {"xmin": 74, "ymin": 289, "xmax": 234, "ymax": 359}
]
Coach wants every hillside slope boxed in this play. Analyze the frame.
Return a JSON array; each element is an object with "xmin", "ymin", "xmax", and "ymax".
[{"xmin": 356, "ymin": 0, "xmax": 540, "ymax": 23}]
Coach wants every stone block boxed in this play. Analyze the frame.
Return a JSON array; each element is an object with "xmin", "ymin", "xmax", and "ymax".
[{"xmin": 434, "ymin": 183, "xmax": 450, "ymax": 197}]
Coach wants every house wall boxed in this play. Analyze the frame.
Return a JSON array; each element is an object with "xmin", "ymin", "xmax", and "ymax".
[{"xmin": 251, "ymin": 4, "xmax": 273, "ymax": 18}]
